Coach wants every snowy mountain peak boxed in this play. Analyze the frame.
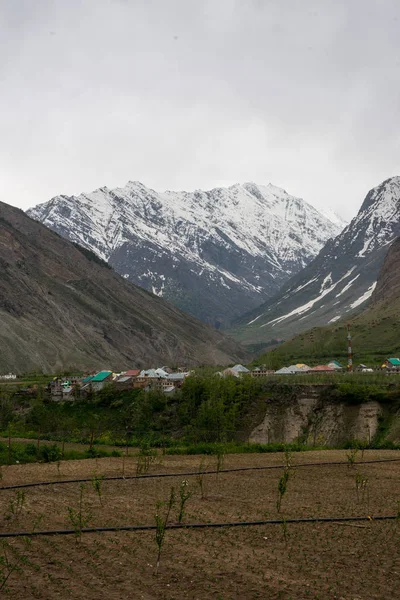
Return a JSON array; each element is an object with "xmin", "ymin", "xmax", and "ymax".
[
  {"xmin": 359, "ymin": 176, "xmax": 400, "ymax": 215},
  {"xmin": 335, "ymin": 176, "xmax": 400, "ymax": 259},
  {"xmin": 235, "ymin": 176, "xmax": 400, "ymax": 345},
  {"xmin": 319, "ymin": 208, "xmax": 348, "ymax": 228},
  {"xmin": 126, "ymin": 180, "xmax": 149, "ymax": 191},
  {"xmin": 28, "ymin": 180, "xmax": 344, "ymax": 327}
]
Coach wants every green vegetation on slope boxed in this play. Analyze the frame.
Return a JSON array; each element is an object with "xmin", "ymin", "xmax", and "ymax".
[
  {"xmin": 1, "ymin": 374, "xmax": 400, "ymax": 456},
  {"xmin": 256, "ymin": 237, "xmax": 400, "ymax": 368},
  {"xmin": 256, "ymin": 300, "xmax": 400, "ymax": 369},
  {"xmin": 0, "ymin": 377, "xmax": 266, "ymax": 444}
]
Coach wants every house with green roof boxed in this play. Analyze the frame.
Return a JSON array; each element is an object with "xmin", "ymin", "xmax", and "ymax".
[
  {"xmin": 328, "ymin": 360, "xmax": 343, "ymax": 370},
  {"xmin": 91, "ymin": 370, "xmax": 113, "ymax": 382},
  {"xmin": 89, "ymin": 370, "xmax": 113, "ymax": 391},
  {"xmin": 384, "ymin": 358, "xmax": 400, "ymax": 369}
]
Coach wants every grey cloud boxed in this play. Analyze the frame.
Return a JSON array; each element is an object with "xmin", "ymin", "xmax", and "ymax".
[{"xmin": 0, "ymin": 0, "xmax": 399, "ymax": 219}]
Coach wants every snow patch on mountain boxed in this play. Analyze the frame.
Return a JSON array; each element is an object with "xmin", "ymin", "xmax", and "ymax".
[
  {"xmin": 348, "ymin": 282, "xmax": 377, "ymax": 310},
  {"xmin": 28, "ymin": 180, "xmax": 343, "ymax": 326},
  {"xmin": 264, "ymin": 266, "xmax": 358, "ymax": 327},
  {"xmin": 328, "ymin": 315, "xmax": 341, "ymax": 323},
  {"xmin": 335, "ymin": 274, "xmax": 360, "ymax": 298},
  {"xmin": 235, "ymin": 176, "xmax": 400, "ymax": 343},
  {"xmin": 319, "ymin": 208, "xmax": 348, "ymax": 228}
]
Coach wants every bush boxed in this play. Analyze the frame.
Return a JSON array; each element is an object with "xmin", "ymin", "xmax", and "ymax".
[
  {"xmin": 25, "ymin": 443, "xmax": 38, "ymax": 456},
  {"xmin": 165, "ymin": 441, "xmax": 308, "ymax": 456},
  {"xmin": 85, "ymin": 446, "xmax": 99, "ymax": 458},
  {"xmin": 85, "ymin": 446, "xmax": 113, "ymax": 458},
  {"xmin": 40, "ymin": 444, "xmax": 62, "ymax": 463}
]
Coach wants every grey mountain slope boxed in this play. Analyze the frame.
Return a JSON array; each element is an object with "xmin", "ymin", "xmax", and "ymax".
[
  {"xmin": 0, "ymin": 201, "xmax": 248, "ymax": 373},
  {"xmin": 371, "ymin": 236, "xmax": 400, "ymax": 305},
  {"xmin": 27, "ymin": 181, "xmax": 343, "ymax": 327},
  {"xmin": 233, "ymin": 176, "xmax": 400, "ymax": 345}
]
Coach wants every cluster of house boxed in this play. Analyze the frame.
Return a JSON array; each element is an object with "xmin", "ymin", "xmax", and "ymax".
[
  {"xmin": 274, "ymin": 361, "xmax": 345, "ymax": 375},
  {"xmin": 267, "ymin": 358, "xmax": 400, "ymax": 375},
  {"xmin": 3, "ymin": 357, "xmax": 400, "ymax": 400},
  {"xmin": 216, "ymin": 358, "xmax": 400, "ymax": 378},
  {"xmin": 48, "ymin": 366, "xmax": 191, "ymax": 400},
  {"xmin": 215, "ymin": 363, "xmax": 343, "ymax": 377},
  {"xmin": 0, "ymin": 372, "xmax": 17, "ymax": 380},
  {"xmin": 263, "ymin": 358, "xmax": 400, "ymax": 375},
  {"xmin": 215, "ymin": 362, "xmax": 349, "ymax": 377},
  {"xmin": 216, "ymin": 364, "xmax": 255, "ymax": 377}
]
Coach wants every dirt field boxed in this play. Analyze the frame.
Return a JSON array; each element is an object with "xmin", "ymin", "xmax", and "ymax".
[{"xmin": 0, "ymin": 450, "xmax": 399, "ymax": 599}]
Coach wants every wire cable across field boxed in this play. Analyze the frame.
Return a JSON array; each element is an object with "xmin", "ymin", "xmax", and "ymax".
[
  {"xmin": 1, "ymin": 457, "xmax": 400, "ymax": 491},
  {"xmin": 0, "ymin": 514, "xmax": 396, "ymax": 539}
]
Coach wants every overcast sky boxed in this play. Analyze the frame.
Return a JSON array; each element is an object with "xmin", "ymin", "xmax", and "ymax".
[{"xmin": 1, "ymin": 0, "xmax": 399, "ymax": 220}]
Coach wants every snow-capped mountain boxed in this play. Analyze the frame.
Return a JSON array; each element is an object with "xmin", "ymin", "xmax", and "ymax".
[
  {"xmin": 319, "ymin": 208, "xmax": 348, "ymax": 228},
  {"xmin": 27, "ymin": 181, "xmax": 343, "ymax": 326},
  {"xmin": 234, "ymin": 176, "xmax": 400, "ymax": 345}
]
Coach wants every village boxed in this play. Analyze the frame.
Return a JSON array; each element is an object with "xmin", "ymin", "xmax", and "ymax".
[{"xmin": 1, "ymin": 356, "xmax": 399, "ymax": 401}]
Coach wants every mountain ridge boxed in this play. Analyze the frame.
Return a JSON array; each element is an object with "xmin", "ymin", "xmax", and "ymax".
[
  {"xmin": 27, "ymin": 180, "xmax": 344, "ymax": 327},
  {"xmin": 256, "ymin": 235, "xmax": 400, "ymax": 367},
  {"xmin": 233, "ymin": 176, "xmax": 400, "ymax": 346}
]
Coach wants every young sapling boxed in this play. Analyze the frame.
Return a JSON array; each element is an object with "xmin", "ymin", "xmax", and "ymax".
[
  {"xmin": 136, "ymin": 438, "xmax": 157, "ymax": 476},
  {"xmin": 276, "ymin": 448, "xmax": 295, "ymax": 513},
  {"xmin": 0, "ymin": 537, "xmax": 32, "ymax": 592},
  {"xmin": 177, "ymin": 479, "xmax": 194, "ymax": 524},
  {"xmin": 6, "ymin": 490, "xmax": 26, "ymax": 522},
  {"xmin": 154, "ymin": 486, "xmax": 175, "ymax": 575},
  {"xmin": 196, "ymin": 457, "xmax": 209, "ymax": 500},
  {"xmin": 66, "ymin": 484, "xmax": 93, "ymax": 543},
  {"xmin": 346, "ymin": 447, "xmax": 359, "ymax": 468},
  {"xmin": 91, "ymin": 472, "xmax": 105, "ymax": 505}
]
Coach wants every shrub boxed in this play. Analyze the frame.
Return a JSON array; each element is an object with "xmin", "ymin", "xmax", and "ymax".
[
  {"xmin": 85, "ymin": 447, "xmax": 99, "ymax": 459},
  {"xmin": 40, "ymin": 444, "xmax": 62, "ymax": 463},
  {"xmin": 24, "ymin": 443, "xmax": 37, "ymax": 456}
]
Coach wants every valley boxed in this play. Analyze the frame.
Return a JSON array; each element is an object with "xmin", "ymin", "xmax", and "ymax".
[{"xmin": 4, "ymin": 6, "xmax": 400, "ymax": 600}]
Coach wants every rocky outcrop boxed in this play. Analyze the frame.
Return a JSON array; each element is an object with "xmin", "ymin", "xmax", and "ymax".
[{"xmin": 250, "ymin": 389, "xmax": 386, "ymax": 446}]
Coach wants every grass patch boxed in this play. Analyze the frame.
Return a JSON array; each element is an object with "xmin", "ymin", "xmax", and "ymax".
[{"xmin": 0, "ymin": 441, "xmax": 122, "ymax": 466}]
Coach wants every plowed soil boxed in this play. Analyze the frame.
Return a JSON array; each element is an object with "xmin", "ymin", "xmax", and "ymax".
[{"xmin": 0, "ymin": 450, "xmax": 399, "ymax": 599}]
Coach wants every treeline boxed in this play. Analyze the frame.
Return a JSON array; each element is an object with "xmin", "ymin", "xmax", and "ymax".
[
  {"xmin": 0, "ymin": 376, "xmax": 267, "ymax": 444},
  {"xmin": 1, "ymin": 375, "xmax": 399, "ymax": 446}
]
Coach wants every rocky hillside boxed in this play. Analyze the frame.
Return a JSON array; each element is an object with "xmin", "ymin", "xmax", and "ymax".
[
  {"xmin": 371, "ymin": 236, "xmax": 400, "ymax": 305},
  {"xmin": 234, "ymin": 177, "xmax": 400, "ymax": 346},
  {"xmin": 0, "ymin": 201, "xmax": 248, "ymax": 373},
  {"xmin": 27, "ymin": 181, "xmax": 343, "ymax": 327},
  {"xmin": 256, "ymin": 236, "xmax": 400, "ymax": 367},
  {"xmin": 249, "ymin": 387, "xmax": 400, "ymax": 447}
]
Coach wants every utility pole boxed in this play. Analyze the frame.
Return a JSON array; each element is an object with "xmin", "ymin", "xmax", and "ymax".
[{"xmin": 347, "ymin": 323, "xmax": 353, "ymax": 372}]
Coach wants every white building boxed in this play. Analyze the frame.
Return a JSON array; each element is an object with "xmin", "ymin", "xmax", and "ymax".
[{"xmin": 0, "ymin": 373, "xmax": 17, "ymax": 380}]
